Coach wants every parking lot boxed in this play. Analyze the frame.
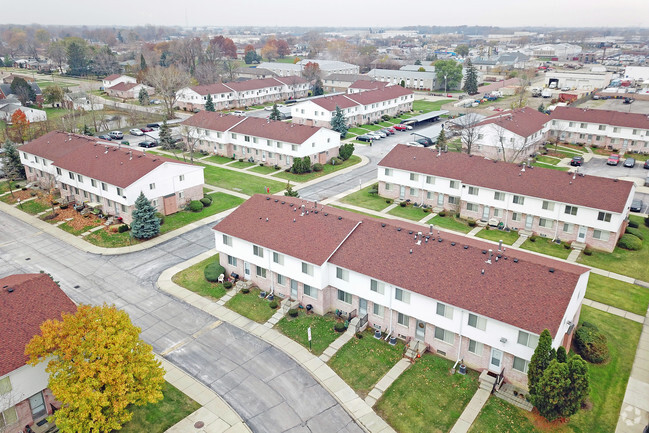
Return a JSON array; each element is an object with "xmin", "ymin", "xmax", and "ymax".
[{"xmin": 576, "ymin": 97, "xmax": 649, "ymax": 115}]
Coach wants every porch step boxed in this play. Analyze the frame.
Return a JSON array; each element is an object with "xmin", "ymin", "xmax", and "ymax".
[
  {"xmin": 494, "ymin": 383, "xmax": 533, "ymax": 412},
  {"xmin": 404, "ymin": 339, "xmax": 426, "ymax": 360},
  {"xmin": 571, "ymin": 241, "xmax": 586, "ymax": 251}
]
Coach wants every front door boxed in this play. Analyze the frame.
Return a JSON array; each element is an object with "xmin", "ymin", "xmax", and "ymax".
[
  {"xmin": 489, "ymin": 348, "xmax": 503, "ymax": 373},
  {"xmin": 290, "ymin": 279, "xmax": 298, "ymax": 298},
  {"xmin": 244, "ymin": 262, "xmax": 251, "ymax": 278},
  {"xmin": 359, "ymin": 298, "xmax": 368, "ymax": 316},
  {"xmin": 262, "ymin": 151, "xmax": 266, "ymax": 162},
  {"xmin": 525, "ymin": 214, "xmax": 533, "ymax": 230},
  {"xmin": 482, "ymin": 205, "xmax": 490, "ymax": 221},
  {"xmin": 399, "ymin": 185, "xmax": 406, "ymax": 200},
  {"xmin": 29, "ymin": 391, "xmax": 46, "ymax": 419},
  {"xmin": 416, "ymin": 320, "xmax": 426, "ymax": 340},
  {"xmin": 577, "ymin": 225, "xmax": 587, "ymax": 242}
]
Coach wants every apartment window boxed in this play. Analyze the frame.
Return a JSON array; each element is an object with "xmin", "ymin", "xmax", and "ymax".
[
  {"xmin": 370, "ymin": 279, "xmax": 385, "ymax": 294},
  {"xmin": 542, "ymin": 201, "xmax": 554, "ymax": 211},
  {"xmin": 450, "ymin": 180, "xmax": 459, "ymax": 189},
  {"xmin": 116, "ymin": 187, "xmax": 123, "ymax": 196},
  {"xmin": 397, "ymin": 312, "xmax": 409, "ymax": 327},
  {"xmin": 61, "ymin": 183, "xmax": 68, "ymax": 190},
  {"xmin": 517, "ymin": 331, "xmax": 540, "ymax": 349},
  {"xmin": 272, "ymin": 252, "xmax": 284, "ymax": 265},
  {"xmin": 91, "ymin": 179, "xmax": 97, "ymax": 187},
  {"xmin": 303, "ymin": 284, "xmax": 318, "ymax": 299},
  {"xmin": 563, "ymin": 223, "xmax": 574, "ymax": 233},
  {"xmin": 68, "ymin": 172, "xmax": 74, "ymax": 180},
  {"xmin": 151, "ymin": 199, "xmax": 158, "ymax": 207},
  {"xmin": 231, "ymin": 133, "xmax": 237, "ymax": 139},
  {"xmin": 244, "ymin": 136, "xmax": 250, "ymax": 142},
  {"xmin": 277, "ymin": 274, "xmax": 286, "ymax": 285},
  {"xmin": 468, "ymin": 339, "xmax": 483, "ymax": 356},
  {"xmin": 373, "ymin": 303, "xmax": 384, "ymax": 317},
  {"xmin": 580, "ymin": 123, "xmax": 587, "ymax": 129},
  {"xmin": 593, "ymin": 230, "xmax": 610, "ymax": 241},
  {"xmin": 633, "ymin": 129, "xmax": 638, "ymax": 135},
  {"xmin": 302, "ymin": 262, "xmax": 314, "ymax": 276},
  {"xmin": 448, "ymin": 196, "xmax": 459, "ymax": 205},
  {"xmin": 410, "ymin": 173, "xmax": 419, "ymax": 181},
  {"xmin": 222, "ymin": 234, "xmax": 232, "ymax": 246},
  {"xmin": 468, "ymin": 186, "xmax": 479, "ymax": 195},
  {"xmin": 385, "ymin": 183, "xmax": 392, "ymax": 191},
  {"xmin": 121, "ymin": 204, "xmax": 127, "ymax": 212},
  {"xmin": 468, "ymin": 313, "xmax": 487, "ymax": 331},
  {"xmin": 179, "ymin": 174, "xmax": 185, "ymax": 182},
  {"xmin": 395, "ymin": 288, "xmax": 410, "ymax": 303},
  {"xmin": 409, "ymin": 187, "xmax": 418, "ymax": 195},
  {"xmin": 74, "ymin": 187, "xmax": 79, "ymax": 195},
  {"xmin": 466, "ymin": 203, "xmax": 479, "ymax": 212},
  {"xmin": 613, "ymin": 127, "xmax": 620, "ymax": 133},
  {"xmin": 598, "ymin": 125, "xmax": 606, "ymax": 131},
  {"xmin": 336, "ymin": 267, "xmax": 349, "ymax": 281},
  {"xmin": 477, "ymin": 133, "xmax": 484, "ymax": 139},
  {"xmin": 0, "ymin": 377, "xmax": 11, "ymax": 394},
  {"xmin": 425, "ymin": 175, "xmax": 435, "ymax": 184},
  {"xmin": 148, "ymin": 183, "xmax": 156, "ymax": 190},
  {"xmin": 597, "ymin": 212, "xmax": 612, "ymax": 222},
  {"xmin": 227, "ymin": 255, "xmax": 237, "ymax": 266},
  {"xmin": 0, "ymin": 407, "xmax": 18, "ymax": 429},
  {"xmin": 494, "ymin": 191, "xmax": 505, "ymax": 201},
  {"xmin": 569, "ymin": 122, "xmax": 575, "ymax": 127},
  {"xmin": 434, "ymin": 327, "xmax": 455, "ymax": 344},
  {"xmin": 513, "ymin": 356, "xmax": 529, "ymax": 374},
  {"xmin": 512, "ymin": 195, "xmax": 524, "ymax": 205},
  {"xmin": 539, "ymin": 218, "xmax": 553, "ymax": 229},
  {"xmin": 256, "ymin": 266, "xmax": 267, "ymax": 278},
  {"xmin": 77, "ymin": 174, "xmax": 83, "ymax": 182},
  {"xmin": 253, "ymin": 245, "xmax": 264, "ymax": 257},
  {"xmin": 83, "ymin": 191, "xmax": 88, "ymax": 198},
  {"xmin": 436, "ymin": 302, "xmax": 453, "ymax": 319},
  {"xmin": 565, "ymin": 205, "xmax": 578, "ymax": 216},
  {"xmin": 100, "ymin": 182, "xmax": 107, "ymax": 191},
  {"xmin": 337, "ymin": 289, "xmax": 352, "ymax": 304}
]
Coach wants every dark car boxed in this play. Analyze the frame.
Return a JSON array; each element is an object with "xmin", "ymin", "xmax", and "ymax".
[
  {"xmin": 140, "ymin": 127, "xmax": 153, "ymax": 133},
  {"xmin": 623, "ymin": 97, "xmax": 634, "ymax": 104},
  {"xmin": 356, "ymin": 135, "xmax": 372, "ymax": 142},
  {"xmin": 146, "ymin": 123, "xmax": 160, "ymax": 129},
  {"xmin": 570, "ymin": 156, "xmax": 584, "ymax": 166},
  {"xmin": 644, "ymin": 160, "xmax": 649, "ymax": 169},
  {"xmin": 416, "ymin": 137, "xmax": 434, "ymax": 147},
  {"xmin": 138, "ymin": 140, "xmax": 157, "ymax": 148},
  {"xmin": 631, "ymin": 199, "xmax": 644, "ymax": 212},
  {"xmin": 607, "ymin": 154, "xmax": 620, "ymax": 166},
  {"xmin": 109, "ymin": 131, "xmax": 124, "ymax": 140},
  {"xmin": 381, "ymin": 128, "xmax": 394, "ymax": 135},
  {"xmin": 624, "ymin": 157, "xmax": 636, "ymax": 168},
  {"xmin": 98, "ymin": 134, "xmax": 112, "ymax": 141}
]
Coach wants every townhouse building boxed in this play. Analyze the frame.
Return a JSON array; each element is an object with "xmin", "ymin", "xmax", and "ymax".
[
  {"xmin": 472, "ymin": 108, "xmax": 550, "ymax": 162},
  {"xmin": 175, "ymin": 77, "xmax": 309, "ymax": 112},
  {"xmin": 257, "ymin": 60, "xmax": 359, "ymax": 77},
  {"xmin": 290, "ymin": 86, "xmax": 414, "ymax": 128},
  {"xmin": 367, "ymin": 68, "xmax": 437, "ymax": 90},
  {"xmin": 105, "ymin": 82, "xmax": 154, "ymax": 99},
  {"xmin": 19, "ymin": 131, "xmax": 204, "ymax": 223},
  {"xmin": 549, "ymin": 106, "xmax": 649, "ymax": 153},
  {"xmin": 180, "ymin": 112, "xmax": 341, "ymax": 167},
  {"xmin": 0, "ymin": 273, "xmax": 77, "ymax": 433},
  {"xmin": 101, "ymin": 74, "xmax": 136, "ymax": 90},
  {"xmin": 213, "ymin": 195, "xmax": 589, "ymax": 389},
  {"xmin": 377, "ymin": 145, "xmax": 635, "ymax": 252},
  {"xmin": 322, "ymin": 74, "xmax": 372, "ymax": 93}
]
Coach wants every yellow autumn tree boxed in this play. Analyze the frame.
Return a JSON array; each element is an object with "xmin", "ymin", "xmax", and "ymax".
[{"xmin": 25, "ymin": 304, "xmax": 165, "ymax": 433}]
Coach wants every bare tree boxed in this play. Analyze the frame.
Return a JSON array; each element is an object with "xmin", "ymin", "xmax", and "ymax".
[
  {"xmin": 511, "ymin": 68, "xmax": 536, "ymax": 109},
  {"xmin": 490, "ymin": 121, "xmax": 534, "ymax": 163},
  {"xmin": 194, "ymin": 63, "xmax": 221, "ymax": 85},
  {"xmin": 0, "ymin": 388, "xmax": 23, "ymax": 433},
  {"xmin": 145, "ymin": 66, "xmax": 190, "ymax": 119},
  {"xmin": 459, "ymin": 110, "xmax": 482, "ymax": 155},
  {"xmin": 178, "ymin": 124, "xmax": 206, "ymax": 164}
]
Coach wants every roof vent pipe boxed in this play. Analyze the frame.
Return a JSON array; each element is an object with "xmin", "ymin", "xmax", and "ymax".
[{"xmin": 498, "ymin": 240, "xmax": 503, "ymax": 252}]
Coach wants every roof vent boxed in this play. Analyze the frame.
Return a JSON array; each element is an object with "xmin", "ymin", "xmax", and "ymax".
[
  {"xmin": 293, "ymin": 218, "xmax": 296, "ymax": 222},
  {"xmin": 482, "ymin": 250, "xmax": 487, "ymax": 254},
  {"xmin": 408, "ymin": 231, "xmax": 413, "ymax": 235},
  {"xmin": 7, "ymin": 287, "xmax": 13, "ymax": 293},
  {"xmin": 409, "ymin": 249, "xmax": 412, "ymax": 254},
  {"xmin": 324, "ymin": 213, "xmax": 328, "ymax": 216},
  {"xmin": 451, "ymin": 242, "xmax": 456, "ymax": 246},
  {"xmin": 481, "ymin": 269, "xmax": 485, "ymax": 275},
  {"xmin": 281, "ymin": 201, "xmax": 285, "ymax": 204},
  {"xmin": 513, "ymin": 258, "xmax": 519, "ymax": 263},
  {"xmin": 338, "ymin": 216, "xmax": 342, "ymax": 220},
  {"xmin": 614, "ymin": 179, "xmax": 618, "ymax": 182},
  {"xmin": 464, "ymin": 245, "xmax": 468, "ymax": 249},
  {"xmin": 381, "ymin": 223, "xmax": 386, "ymax": 227},
  {"xmin": 274, "ymin": 199, "xmax": 278, "ymax": 202},
  {"xmin": 549, "ymin": 268, "xmax": 555, "ymax": 273},
  {"xmin": 397, "ymin": 228, "xmax": 402, "ymax": 231},
  {"xmin": 266, "ymin": 197, "xmax": 270, "ymax": 200},
  {"xmin": 438, "ymin": 237, "xmax": 442, "ymax": 242}
]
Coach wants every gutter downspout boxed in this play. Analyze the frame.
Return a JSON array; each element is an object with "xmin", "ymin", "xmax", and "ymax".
[
  {"xmin": 453, "ymin": 310, "xmax": 465, "ymax": 369},
  {"xmin": 553, "ymin": 200, "xmax": 561, "ymax": 240},
  {"xmin": 385, "ymin": 284, "xmax": 394, "ymax": 341}
]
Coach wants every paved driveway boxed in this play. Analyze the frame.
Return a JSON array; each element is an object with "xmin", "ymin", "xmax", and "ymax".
[{"xmin": 0, "ymin": 213, "xmax": 362, "ymax": 433}]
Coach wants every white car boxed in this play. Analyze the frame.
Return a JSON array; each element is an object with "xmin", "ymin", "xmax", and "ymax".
[
  {"xmin": 264, "ymin": 106, "xmax": 273, "ymax": 111},
  {"xmin": 232, "ymin": 110, "xmax": 246, "ymax": 117},
  {"xmin": 367, "ymin": 132, "xmax": 382, "ymax": 140},
  {"xmin": 129, "ymin": 128, "xmax": 144, "ymax": 136}
]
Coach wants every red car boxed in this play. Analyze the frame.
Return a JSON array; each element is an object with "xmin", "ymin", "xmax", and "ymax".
[
  {"xmin": 607, "ymin": 154, "xmax": 620, "ymax": 166},
  {"xmin": 140, "ymin": 127, "xmax": 153, "ymax": 133},
  {"xmin": 393, "ymin": 124, "xmax": 408, "ymax": 131}
]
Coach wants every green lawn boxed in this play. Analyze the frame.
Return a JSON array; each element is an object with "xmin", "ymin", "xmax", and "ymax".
[
  {"xmin": 339, "ymin": 184, "xmax": 392, "ymax": 212},
  {"xmin": 85, "ymin": 229, "xmax": 142, "ymax": 248},
  {"xmin": 376, "ymin": 354, "xmax": 478, "ymax": 433},
  {"xmin": 536, "ymin": 155, "xmax": 561, "ymax": 165},
  {"xmin": 429, "ymin": 214, "xmax": 472, "ymax": 234},
  {"xmin": 0, "ymin": 180, "xmax": 23, "ymax": 194},
  {"xmin": 119, "ymin": 382, "xmax": 200, "ymax": 433},
  {"xmin": 202, "ymin": 164, "xmax": 285, "ymax": 195},
  {"xmin": 412, "ymin": 100, "xmax": 448, "ymax": 113},
  {"xmin": 585, "ymin": 273, "xmax": 649, "ymax": 315},
  {"xmin": 204, "ymin": 155, "xmax": 233, "ymax": 164},
  {"xmin": 275, "ymin": 310, "xmax": 343, "ymax": 355},
  {"xmin": 532, "ymin": 161, "xmax": 570, "ymax": 171},
  {"xmin": 59, "ymin": 222, "xmax": 97, "ymax": 236},
  {"xmin": 229, "ymin": 160, "xmax": 257, "ymax": 169},
  {"xmin": 359, "ymin": 124, "xmax": 383, "ymax": 131},
  {"xmin": 579, "ymin": 216, "xmax": 649, "ymax": 281},
  {"xmin": 273, "ymin": 155, "xmax": 361, "ymax": 183},
  {"xmin": 158, "ymin": 192, "xmax": 244, "ymax": 234},
  {"xmin": 172, "ymin": 254, "xmax": 226, "ymax": 300},
  {"xmin": 469, "ymin": 306, "xmax": 642, "ymax": 433},
  {"xmin": 520, "ymin": 237, "xmax": 571, "ymax": 260},
  {"xmin": 387, "ymin": 204, "xmax": 431, "ymax": 221},
  {"xmin": 475, "ymin": 227, "xmax": 521, "ymax": 245},
  {"xmin": 225, "ymin": 287, "xmax": 277, "ymax": 323},
  {"xmin": 36, "ymin": 80, "xmax": 77, "ymax": 89},
  {"xmin": 250, "ymin": 165, "xmax": 280, "ymax": 175},
  {"xmin": 348, "ymin": 127, "xmax": 370, "ymax": 135},
  {"xmin": 20, "ymin": 199, "xmax": 50, "ymax": 215},
  {"xmin": 329, "ymin": 330, "xmax": 404, "ymax": 397}
]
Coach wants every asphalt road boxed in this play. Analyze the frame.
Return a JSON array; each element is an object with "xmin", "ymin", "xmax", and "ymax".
[{"xmin": 0, "ymin": 214, "xmax": 362, "ymax": 433}]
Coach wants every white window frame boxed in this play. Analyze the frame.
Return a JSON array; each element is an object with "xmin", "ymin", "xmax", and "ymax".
[
  {"xmin": 395, "ymin": 288, "xmax": 410, "ymax": 304},
  {"xmin": 468, "ymin": 313, "xmax": 487, "ymax": 331}
]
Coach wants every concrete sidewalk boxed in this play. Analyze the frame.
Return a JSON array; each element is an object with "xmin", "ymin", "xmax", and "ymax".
[{"xmin": 449, "ymin": 389, "xmax": 490, "ymax": 433}]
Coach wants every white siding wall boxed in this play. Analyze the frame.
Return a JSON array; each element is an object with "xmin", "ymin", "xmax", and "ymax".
[{"xmin": 0, "ymin": 363, "xmax": 49, "ymax": 412}]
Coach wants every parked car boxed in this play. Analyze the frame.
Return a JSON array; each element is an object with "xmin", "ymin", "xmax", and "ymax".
[
  {"xmin": 393, "ymin": 124, "xmax": 408, "ymax": 131},
  {"xmin": 367, "ymin": 132, "xmax": 382, "ymax": 140},
  {"xmin": 129, "ymin": 128, "xmax": 144, "ymax": 136},
  {"xmin": 607, "ymin": 154, "xmax": 620, "ymax": 166},
  {"xmin": 624, "ymin": 157, "xmax": 636, "ymax": 168},
  {"xmin": 374, "ymin": 131, "xmax": 387, "ymax": 138},
  {"xmin": 146, "ymin": 123, "xmax": 160, "ymax": 129},
  {"xmin": 381, "ymin": 128, "xmax": 394, "ymax": 135},
  {"xmin": 630, "ymin": 199, "xmax": 644, "ymax": 212},
  {"xmin": 140, "ymin": 127, "xmax": 153, "ymax": 133},
  {"xmin": 284, "ymin": 99, "xmax": 297, "ymax": 105},
  {"xmin": 138, "ymin": 141, "xmax": 157, "ymax": 148},
  {"xmin": 416, "ymin": 138, "xmax": 434, "ymax": 147},
  {"xmin": 570, "ymin": 156, "xmax": 584, "ymax": 166},
  {"xmin": 120, "ymin": 141, "xmax": 130, "ymax": 146},
  {"xmin": 232, "ymin": 110, "xmax": 246, "ymax": 117},
  {"xmin": 108, "ymin": 131, "xmax": 123, "ymax": 140},
  {"xmin": 356, "ymin": 135, "xmax": 372, "ymax": 142},
  {"xmin": 149, "ymin": 99, "xmax": 161, "ymax": 105},
  {"xmin": 644, "ymin": 160, "xmax": 649, "ymax": 169},
  {"xmin": 386, "ymin": 127, "xmax": 396, "ymax": 134},
  {"xmin": 623, "ymin": 97, "xmax": 634, "ymax": 104},
  {"xmin": 98, "ymin": 134, "xmax": 112, "ymax": 141},
  {"xmin": 264, "ymin": 106, "xmax": 273, "ymax": 111},
  {"xmin": 406, "ymin": 141, "xmax": 424, "ymax": 147}
]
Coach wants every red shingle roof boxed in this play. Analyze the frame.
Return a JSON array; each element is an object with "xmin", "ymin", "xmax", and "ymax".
[
  {"xmin": 308, "ymin": 94, "xmax": 359, "ymax": 111},
  {"xmin": 477, "ymin": 108, "xmax": 550, "ymax": 137},
  {"xmin": 103, "ymin": 74, "xmax": 121, "ymax": 81},
  {"xmin": 348, "ymin": 80, "xmax": 389, "ymax": 91},
  {"xmin": 379, "ymin": 144, "xmax": 634, "ymax": 214},
  {"xmin": 180, "ymin": 111, "xmax": 245, "ymax": 131},
  {"xmin": 215, "ymin": 195, "xmax": 588, "ymax": 336},
  {"xmin": 189, "ymin": 77, "xmax": 307, "ymax": 96},
  {"xmin": 550, "ymin": 106, "xmax": 649, "ymax": 129},
  {"xmin": 189, "ymin": 82, "xmax": 233, "ymax": 96},
  {"xmin": 0, "ymin": 274, "xmax": 77, "ymax": 376},
  {"xmin": 108, "ymin": 82, "xmax": 138, "ymax": 92},
  {"xmin": 346, "ymin": 85, "xmax": 413, "ymax": 106}
]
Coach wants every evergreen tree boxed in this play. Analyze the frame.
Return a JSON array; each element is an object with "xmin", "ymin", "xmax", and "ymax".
[
  {"xmin": 563, "ymin": 355, "xmax": 590, "ymax": 418},
  {"xmin": 284, "ymin": 182, "xmax": 299, "ymax": 197},
  {"xmin": 538, "ymin": 103, "xmax": 546, "ymax": 113},
  {"xmin": 414, "ymin": 59, "xmax": 422, "ymax": 65},
  {"xmin": 205, "ymin": 94, "xmax": 215, "ymax": 112},
  {"xmin": 131, "ymin": 192, "xmax": 160, "ymax": 240},
  {"xmin": 400, "ymin": 80, "xmax": 405, "ymax": 87},
  {"xmin": 158, "ymin": 120, "xmax": 173, "ymax": 149},
  {"xmin": 2, "ymin": 141, "xmax": 26, "ymax": 179},
  {"xmin": 269, "ymin": 103, "xmax": 281, "ymax": 121},
  {"xmin": 339, "ymin": 142, "xmax": 354, "ymax": 161},
  {"xmin": 528, "ymin": 329, "xmax": 555, "ymax": 397},
  {"xmin": 82, "ymin": 124, "xmax": 94, "ymax": 136},
  {"xmin": 313, "ymin": 78, "xmax": 324, "ymax": 96},
  {"xmin": 159, "ymin": 52, "xmax": 168, "ymax": 67},
  {"xmin": 330, "ymin": 105, "xmax": 348, "ymax": 138},
  {"xmin": 556, "ymin": 346, "xmax": 567, "ymax": 363},
  {"xmin": 436, "ymin": 128, "xmax": 447, "ymax": 149},
  {"xmin": 462, "ymin": 59, "xmax": 478, "ymax": 95},
  {"xmin": 140, "ymin": 54, "xmax": 147, "ymax": 71},
  {"xmin": 533, "ymin": 360, "xmax": 571, "ymax": 422},
  {"xmin": 138, "ymin": 87, "xmax": 149, "ymax": 105}
]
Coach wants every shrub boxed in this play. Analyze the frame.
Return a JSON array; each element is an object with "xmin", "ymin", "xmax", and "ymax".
[
  {"xmin": 241, "ymin": 287, "xmax": 249, "ymax": 293},
  {"xmin": 288, "ymin": 308, "xmax": 298, "ymax": 318},
  {"xmin": 583, "ymin": 247, "xmax": 593, "ymax": 256},
  {"xmin": 274, "ymin": 165, "xmax": 280, "ymax": 170},
  {"xmin": 385, "ymin": 199, "xmax": 393, "ymax": 204},
  {"xmin": 239, "ymin": 158, "xmax": 244, "ymax": 162},
  {"xmin": 118, "ymin": 224, "xmax": 129, "ymax": 233},
  {"xmin": 645, "ymin": 217, "xmax": 649, "ymax": 228},
  {"xmin": 575, "ymin": 323, "xmax": 610, "ymax": 363},
  {"xmin": 381, "ymin": 114, "xmax": 391, "ymax": 121},
  {"xmin": 188, "ymin": 200, "xmax": 204, "ymax": 212},
  {"xmin": 329, "ymin": 157, "xmax": 343, "ymax": 165},
  {"xmin": 313, "ymin": 163, "xmax": 324, "ymax": 172},
  {"xmin": 155, "ymin": 212, "xmax": 165, "ymax": 225},
  {"xmin": 438, "ymin": 211, "xmax": 446, "ymax": 217},
  {"xmin": 618, "ymin": 233, "xmax": 642, "ymax": 250},
  {"xmin": 562, "ymin": 241, "xmax": 571, "ymax": 249},
  {"xmin": 200, "ymin": 197, "xmax": 212, "ymax": 207},
  {"xmin": 259, "ymin": 162, "xmax": 264, "ymax": 166},
  {"xmin": 529, "ymin": 234, "xmax": 538, "ymax": 242},
  {"xmin": 269, "ymin": 300, "xmax": 278, "ymax": 309},
  {"xmin": 334, "ymin": 322, "xmax": 346, "ymax": 332},
  {"xmin": 59, "ymin": 203, "xmax": 68, "ymax": 209},
  {"xmin": 628, "ymin": 220, "xmax": 639, "ymax": 229},
  {"xmin": 467, "ymin": 219, "xmax": 476, "ymax": 227},
  {"xmin": 223, "ymin": 281, "xmax": 233, "ymax": 289},
  {"xmin": 400, "ymin": 202, "xmax": 407, "ymax": 207},
  {"xmin": 204, "ymin": 262, "xmax": 226, "ymax": 282},
  {"xmin": 625, "ymin": 227, "xmax": 644, "ymax": 240}
]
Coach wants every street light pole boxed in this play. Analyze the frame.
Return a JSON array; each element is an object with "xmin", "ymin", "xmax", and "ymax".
[{"xmin": 444, "ymin": 74, "xmax": 448, "ymax": 95}]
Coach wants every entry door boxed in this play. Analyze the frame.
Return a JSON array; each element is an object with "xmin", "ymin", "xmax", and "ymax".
[
  {"xmin": 482, "ymin": 205, "xmax": 490, "ymax": 221},
  {"xmin": 415, "ymin": 320, "xmax": 426, "ymax": 340},
  {"xmin": 525, "ymin": 214, "xmax": 533, "ymax": 230},
  {"xmin": 359, "ymin": 298, "xmax": 368, "ymax": 316},
  {"xmin": 489, "ymin": 348, "xmax": 503, "ymax": 373},
  {"xmin": 290, "ymin": 279, "xmax": 298, "ymax": 298},
  {"xmin": 29, "ymin": 391, "xmax": 46, "ymax": 419},
  {"xmin": 262, "ymin": 151, "xmax": 266, "ymax": 162},
  {"xmin": 577, "ymin": 225, "xmax": 587, "ymax": 242},
  {"xmin": 243, "ymin": 262, "xmax": 251, "ymax": 278},
  {"xmin": 399, "ymin": 185, "xmax": 406, "ymax": 200}
]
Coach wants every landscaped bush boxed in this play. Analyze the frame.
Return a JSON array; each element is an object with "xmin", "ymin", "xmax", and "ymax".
[
  {"xmin": 438, "ymin": 211, "xmax": 446, "ymax": 217},
  {"xmin": 562, "ymin": 241, "xmax": 572, "ymax": 249},
  {"xmin": 467, "ymin": 219, "xmax": 476, "ymax": 227},
  {"xmin": 334, "ymin": 322, "xmax": 346, "ymax": 332},
  {"xmin": 369, "ymin": 184, "xmax": 379, "ymax": 195},
  {"xmin": 288, "ymin": 308, "xmax": 298, "ymax": 318},
  {"xmin": 274, "ymin": 165, "xmax": 280, "ymax": 170},
  {"xmin": 313, "ymin": 163, "xmax": 324, "ymax": 172},
  {"xmin": 400, "ymin": 202, "xmax": 407, "ymax": 207},
  {"xmin": 574, "ymin": 322, "xmax": 610, "ymax": 364},
  {"xmin": 204, "ymin": 262, "xmax": 226, "ymax": 282},
  {"xmin": 529, "ymin": 234, "xmax": 538, "ymax": 242},
  {"xmin": 645, "ymin": 217, "xmax": 649, "ymax": 228},
  {"xmin": 155, "ymin": 212, "xmax": 165, "ymax": 225},
  {"xmin": 239, "ymin": 158, "xmax": 244, "ymax": 162},
  {"xmin": 200, "ymin": 197, "xmax": 212, "ymax": 207},
  {"xmin": 269, "ymin": 300, "xmax": 278, "ymax": 309},
  {"xmin": 118, "ymin": 224, "xmax": 129, "ymax": 233},
  {"xmin": 329, "ymin": 157, "xmax": 343, "ymax": 165},
  {"xmin": 241, "ymin": 287, "xmax": 250, "ymax": 293},
  {"xmin": 625, "ymin": 227, "xmax": 644, "ymax": 240},
  {"xmin": 188, "ymin": 200, "xmax": 204, "ymax": 212},
  {"xmin": 381, "ymin": 114, "xmax": 391, "ymax": 121},
  {"xmin": 59, "ymin": 203, "xmax": 68, "ymax": 209},
  {"xmin": 628, "ymin": 220, "xmax": 639, "ymax": 229},
  {"xmin": 583, "ymin": 247, "xmax": 593, "ymax": 256},
  {"xmin": 618, "ymin": 233, "xmax": 642, "ymax": 250},
  {"xmin": 385, "ymin": 199, "xmax": 393, "ymax": 204},
  {"xmin": 224, "ymin": 281, "xmax": 233, "ymax": 289}
]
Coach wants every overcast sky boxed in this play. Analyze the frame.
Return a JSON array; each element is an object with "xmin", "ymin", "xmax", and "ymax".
[{"xmin": 3, "ymin": 0, "xmax": 648, "ymax": 29}]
